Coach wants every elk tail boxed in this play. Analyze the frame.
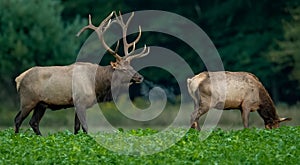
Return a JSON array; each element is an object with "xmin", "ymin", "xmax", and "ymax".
[
  {"xmin": 187, "ymin": 73, "xmax": 209, "ymax": 110},
  {"xmin": 187, "ymin": 78, "xmax": 200, "ymax": 106},
  {"xmin": 15, "ymin": 68, "xmax": 33, "ymax": 92}
]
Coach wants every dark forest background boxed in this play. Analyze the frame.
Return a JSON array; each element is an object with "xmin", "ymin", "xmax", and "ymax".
[{"xmin": 0, "ymin": 0, "xmax": 299, "ymax": 108}]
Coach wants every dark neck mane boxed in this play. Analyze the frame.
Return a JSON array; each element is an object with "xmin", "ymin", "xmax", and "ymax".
[
  {"xmin": 258, "ymin": 84, "xmax": 279, "ymax": 124},
  {"xmin": 95, "ymin": 65, "xmax": 114, "ymax": 102}
]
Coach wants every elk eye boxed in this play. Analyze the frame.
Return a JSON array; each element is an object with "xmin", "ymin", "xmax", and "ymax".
[{"xmin": 123, "ymin": 61, "xmax": 129, "ymax": 65}]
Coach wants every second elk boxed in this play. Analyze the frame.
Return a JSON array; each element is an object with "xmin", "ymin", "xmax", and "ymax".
[{"xmin": 187, "ymin": 71, "xmax": 291, "ymax": 130}]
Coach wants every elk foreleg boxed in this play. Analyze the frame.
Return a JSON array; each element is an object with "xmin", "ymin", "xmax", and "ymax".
[
  {"xmin": 74, "ymin": 113, "xmax": 81, "ymax": 134},
  {"xmin": 75, "ymin": 107, "xmax": 88, "ymax": 134},
  {"xmin": 190, "ymin": 103, "xmax": 209, "ymax": 130}
]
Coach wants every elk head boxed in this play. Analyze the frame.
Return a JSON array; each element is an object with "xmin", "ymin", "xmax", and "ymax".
[
  {"xmin": 77, "ymin": 11, "xmax": 149, "ymax": 85},
  {"xmin": 265, "ymin": 117, "xmax": 292, "ymax": 129}
]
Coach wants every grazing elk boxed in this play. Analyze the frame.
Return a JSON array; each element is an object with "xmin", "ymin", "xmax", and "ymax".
[
  {"xmin": 187, "ymin": 71, "xmax": 292, "ymax": 130},
  {"xmin": 14, "ymin": 11, "xmax": 150, "ymax": 135}
]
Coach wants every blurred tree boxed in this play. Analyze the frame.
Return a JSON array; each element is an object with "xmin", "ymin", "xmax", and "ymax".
[
  {"xmin": 61, "ymin": 0, "xmax": 131, "ymax": 23},
  {"xmin": 0, "ymin": 0, "xmax": 84, "ymax": 102},
  {"xmin": 194, "ymin": 0, "xmax": 299, "ymax": 103},
  {"xmin": 267, "ymin": 1, "xmax": 300, "ymax": 103},
  {"xmin": 199, "ymin": 1, "xmax": 285, "ymax": 77},
  {"xmin": 0, "ymin": 0, "xmax": 297, "ymax": 104},
  {"xmin": 60, "ymin": 0, "xmax": 299, "ymax": 103}
]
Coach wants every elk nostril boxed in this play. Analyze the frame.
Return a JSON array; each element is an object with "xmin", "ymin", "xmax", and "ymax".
[
  {"xmin": 133, "ymin": 76, "xmax": 143, "ymax": 83},
  {"xmin": 139, "ymin": 76, "xmax": 144, "ymax": 82}
]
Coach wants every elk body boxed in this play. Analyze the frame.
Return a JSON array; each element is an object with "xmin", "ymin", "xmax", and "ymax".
[
  {"xmin": 14, "ymin": 11, "xmax": 149, "ymax": 135},
  {"xmin": 187, "ymin": 71, "xmax": 291, "ymax": 130}
]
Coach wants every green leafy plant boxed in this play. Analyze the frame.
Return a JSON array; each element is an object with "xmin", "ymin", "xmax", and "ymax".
[{"xmin": 0, "ymin": 126, "xmax": 299, "ymax": 164}]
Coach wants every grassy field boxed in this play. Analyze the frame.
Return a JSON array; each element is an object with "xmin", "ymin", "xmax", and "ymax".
[
  {"xmin": 0, "ymin": 100, "xmax": 299, "ymax": 164},
  {"xmin": 0, "ymin": 126, "xmax": 299, "ymax": 164}
]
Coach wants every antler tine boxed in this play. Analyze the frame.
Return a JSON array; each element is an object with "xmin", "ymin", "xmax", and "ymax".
[
  {"xmin": 117, "ymin": 11, "xmax": 125, "ymax": 27},
  {"xmin": 76, "ymin": 14, "xmax": 96, "ymax": 37},
  {"xmin": 127, "ymin": 26, "xmax": 142, "ymax": 56},
  {"xmin": 114, "ymin": 40, "xmax": 120, "ymax": 53},
  {"xmin": 100, "ymin": 12, "xmax": 119, "ymax": 34},
  {"xmin": 77, "ymin": 12, "xmax": 122, "ymax": 61},
  {"xmin": 124, "ymin": 11, "xmax": 135, "ymax": 27},
  {"xmin": 114, "ymin": 12, "xmax": 134, "ymax": 57},
  {"xmin": 126, "ymin": 45, "xmax": 150, "ymax": 62},
  {"xmin": 113, "ymin": 11, "xmax": 150, "ymax": 61}
]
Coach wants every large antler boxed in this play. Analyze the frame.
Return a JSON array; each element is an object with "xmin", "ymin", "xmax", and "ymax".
[
  {"xmin": 77, "ymin": 11, "xmax": 149, "ymax": 62},
  {"xmin": 114, "ymin": 11, "xmax": 150, "ymax": 61},
  {"xmin": 77, "ymin": 11, "xmax": 122, "ymax": 61}
]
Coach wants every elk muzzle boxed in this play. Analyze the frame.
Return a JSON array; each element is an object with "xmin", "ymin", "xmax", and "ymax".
[{"xmin": 131, "ymin": 73, "xmax": 144, "ymax": 84}]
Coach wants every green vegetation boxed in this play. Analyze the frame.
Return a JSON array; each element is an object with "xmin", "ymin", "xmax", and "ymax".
[
  {"xmin": 0, "ymin": 0, "xmax": 85, "ymax": 102},
  {"xmin": 0, "ymin": 126, "xmax": 299, "ymax": 164},
  {"xmin": 267, "ymin": 1, "xmax": 300, "ymax": 102}
]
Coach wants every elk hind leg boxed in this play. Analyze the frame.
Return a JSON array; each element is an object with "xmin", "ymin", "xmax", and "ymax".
[
  {"xmin": 14, "ymin": 111, "xmax": 22, "ymax": 133},
  {"xmin": 241, "ymin": 104, "xmax": 251, "ymax": 128},
  {"xmin": 29, "ymin": 103, "xmax": 47, "ymax": 135},
  {"xmin": 15, "ymin": 103, "xmax": 36, "ymax": 133}
]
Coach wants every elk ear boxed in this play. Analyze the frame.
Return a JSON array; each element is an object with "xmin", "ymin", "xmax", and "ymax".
[
  {"xmin": 279, "ymin": 117, "xmax": 292, "ymax": 123},
  {"xmin": 110, "ymin": 62, "xmax": 118, "ymax": 69}
]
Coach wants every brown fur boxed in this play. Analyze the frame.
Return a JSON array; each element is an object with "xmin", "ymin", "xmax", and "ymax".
[
  {"xmin": 15, "ymin": 68, "xmax": 34, "ymax": 92},
  {"xmin": 187, "ymin": 71, "xmax": 291, "ymax": 130}
]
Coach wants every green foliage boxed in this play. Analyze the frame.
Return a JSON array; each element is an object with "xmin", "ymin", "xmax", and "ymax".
[
  {"xmin": 62, "ymin": 0, "xmax": 299, "ymax": 103},
  {"xmin": 266, "ymin": 1, "xmax": 300, "ymax": 103},
  {"xmin": 199, "ymin": 0, "xmax": 289, "ymax": 90},
  {"xmin": 0, "ymin": 0, "xmax": 84, "ymax": 98},
  {"xmin": 62, "ymin": 0, "xmax": 131, "ymax": 21},
  {"xmin": 0, "ymin": 126, "xmax": 299, "ymax": 164},
  {"xmin": 0, "ymin": 0, "xmax": 299, "ymax": 106}
]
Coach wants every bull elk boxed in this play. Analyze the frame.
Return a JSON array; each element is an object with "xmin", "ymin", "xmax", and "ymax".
[
  {"xmin": 14, "ymin": 11, "xmax": 150, "ymax": 135},
  {"xmin": 187, "ymin": 71, "xmax": 292, "ymax": 130}
]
